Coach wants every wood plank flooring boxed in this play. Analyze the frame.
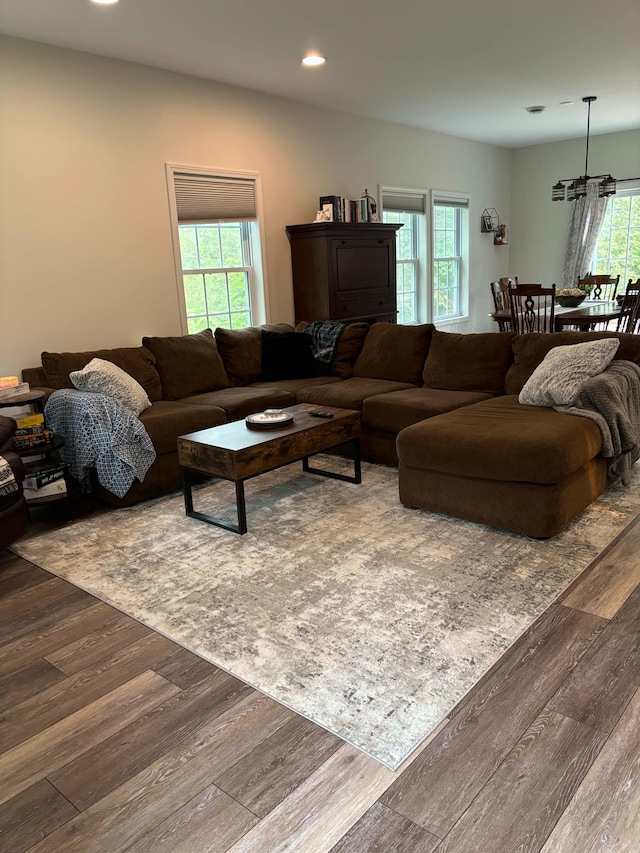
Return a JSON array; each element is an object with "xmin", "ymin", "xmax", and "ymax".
[{"xmin": 0, "ymin": 511, "xmax": 639, "ymax": 852}]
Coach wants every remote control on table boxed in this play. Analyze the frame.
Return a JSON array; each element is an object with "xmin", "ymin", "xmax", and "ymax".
[{"xmin": 309, "ymin": 410, "xmax": 334, "ymax": 418}]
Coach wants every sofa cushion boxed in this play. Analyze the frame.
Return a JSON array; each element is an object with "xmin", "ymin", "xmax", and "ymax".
[
  {"xmin": 142, "ymin": 329, "xmax": 229, "ymax": 401},
  {"xmin": 296, "ymin": 321, "xmax": 370, "ymax": 379},
  {"xmin": 297, "ymin": 377, "xmax": 416, "ymax": 411},
  {"xmin": 354, "ymin": 323, "xmax": 434, "ymax": 385},
  {"xmin": 363, "ymin": 388, "xmax": 493, "ymax": 434},
  {"xmin": 396, "ymin": 395, "xmax": 602, "ymax": 484},
  {"xmin": 422, "ymin": 330, "xmax": 514, "ymax": 396},
  {"xmin": 519, "ymin": 338, "xmax": 620, "ymax": 407},
  {"xmin": 181, "ymin": 386, "xmax": 295, "ymax": 421},
  {"xmin": 139, "ymin": 401, "xmax": 227, "ymax": 455},
  {"xmin": 41, "ymin": 346, "xmax": 163, "ymax": 402},
  {"xmin": 505, "ymin": 331, "xmax": 640, "ymax": 395},
  {"xmin": 70, "ymin": 357, "xmax": 152, "ymax": 416},
  {"xmin": 260, "ymin": 331, "xmax": 317, "ymax": 381},
  {"xmin": 215, "ymin": 324, "xmax": 294, "ymax": 385}
]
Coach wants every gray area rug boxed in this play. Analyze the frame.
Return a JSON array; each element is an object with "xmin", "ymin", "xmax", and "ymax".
[{"xmin": 14, "ymin": 459, "xmax": 640, "ymax": 769}]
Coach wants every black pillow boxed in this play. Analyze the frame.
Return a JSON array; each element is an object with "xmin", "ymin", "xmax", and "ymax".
[{"xmin": 260, "ymin": 331, "xmax": 317, "ymax": 381}]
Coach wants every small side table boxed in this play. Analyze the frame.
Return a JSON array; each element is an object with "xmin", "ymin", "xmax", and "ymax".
[
  {"xmin": 0, "ymin": 390, "xmax": 46, "ymax": 414},
  {"xmin": 0, "ymin": 391, "xmax": 78, "ymax": 509}
]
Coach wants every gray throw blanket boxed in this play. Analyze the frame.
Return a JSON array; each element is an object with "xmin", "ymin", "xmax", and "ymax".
[
  {"xmin": 555, "ymin": 360, "xmax": 640, "ymax": 485},
  {"xmin": 45, "ymin": 389, "xmax": 156, "ymax": 498},
  {"xmin": 302, "ymin": 320, "xmax": 345, "ymax": 367}
]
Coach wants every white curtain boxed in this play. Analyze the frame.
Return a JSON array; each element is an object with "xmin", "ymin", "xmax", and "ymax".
[{"xmin": 561, "ymin": 182, "xmax": 608, "ymax": 288}]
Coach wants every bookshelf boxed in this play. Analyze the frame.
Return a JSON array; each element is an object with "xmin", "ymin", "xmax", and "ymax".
[{"xmin": 0, "ymin": 392, "xmax": 73, "ymax": 507}]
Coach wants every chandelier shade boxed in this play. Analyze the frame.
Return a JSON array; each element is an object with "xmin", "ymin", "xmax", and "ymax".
[{"xmin": 551, "ymin": 97, "xmax": 638, "ymax": 202}]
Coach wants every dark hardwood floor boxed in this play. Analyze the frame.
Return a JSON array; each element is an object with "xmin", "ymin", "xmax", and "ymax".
[{"xmin": 0, "ymin": 508, "xmax": 639, "ymax": 852}]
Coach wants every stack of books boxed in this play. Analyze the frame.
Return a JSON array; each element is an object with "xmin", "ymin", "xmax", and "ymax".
[
  {"xmin": 23, "ymin": 459, "xmax": 68, "ymax": 501},
  {"xmin": 13, "ymin": 413, "xmax": 53, "ymax": 450},
  {"xmin": 319, "ymin": 193, "xmax": 378, "ymax": 223},
  {"xmin": 0, "ymin": 376, "xmax": 30, "ymax": 401}
]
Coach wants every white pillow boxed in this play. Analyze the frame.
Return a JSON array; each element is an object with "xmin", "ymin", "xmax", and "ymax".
[
  {"xmin": 70, "ymin": 357, "xmax": 151, "ymax": 415},
  {"xmin": 519, "ymin": 338, "xmax": 620, "ymax": 407}
]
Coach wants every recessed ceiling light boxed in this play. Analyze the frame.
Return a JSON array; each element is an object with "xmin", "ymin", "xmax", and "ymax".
[
  {"xmin": 525, "ymin": 105, "xmax": 546, "ymax": 114},
  {"xmin": 302, "ymin": 54, "xmax": 326, "ymax": 67},
  {"xmin": 90, "ymin": 0, "xmax": 119, "ymax": 6}
]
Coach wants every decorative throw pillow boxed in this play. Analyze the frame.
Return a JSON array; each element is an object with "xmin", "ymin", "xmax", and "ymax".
[
  {"xmin": 70, "ymin": 358, "xmax": 152, "ymax": 415},
  {"xmin": 142, "ymin": 329, "xmax": 230, "ymax": 400},
  {"xmin": 215, "ymin": 324, "xmax": 294, "ymax": 385},
  {"xmin": 354, "ymin": 323, "xmax": 434, "ymax": 385},
  {"xmin": 518, "ymin": 338, "xmax": 620, "ymax": 407},
  {"xmin": 41, "ymin": 346, "xmax": 163, "ymax": 401},
  {"xmin": 260, "ymin": 331, "xmax": 317, "ymax": 381},
  {"xmin": 422, "ymin": 330, "xmax": 515, "ymax": 396}
]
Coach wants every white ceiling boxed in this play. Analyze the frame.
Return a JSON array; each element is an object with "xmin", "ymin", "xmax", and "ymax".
[{"xmin": 1, "ymin": 0, "xmax": 639, "ymax": 148}]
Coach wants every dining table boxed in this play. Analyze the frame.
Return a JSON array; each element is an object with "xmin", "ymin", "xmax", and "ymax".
[{"xmin": 491, "ymin": 299, "xmax": 627, "ymax": 332}]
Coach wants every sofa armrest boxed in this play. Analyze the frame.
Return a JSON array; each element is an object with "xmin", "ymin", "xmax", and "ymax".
[{"xmin": 0, "ymin": 415, "xmax": 17, "ymax": 453}]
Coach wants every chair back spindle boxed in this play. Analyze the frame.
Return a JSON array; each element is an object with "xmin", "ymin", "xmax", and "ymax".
[
  {"xmin": 490, "ymin": 277, "xmax": 518, "ymax": 331},
  {"xmin": 508, "ymin": 283, "xmax": 556, "ymax": 334},
  {"xmin": 578, "ymin": 274, "xmax": 620, "ymax": 302},
  {"xmin": 616, "ymin": 280, "xmax": 640, "ymax": 334}
]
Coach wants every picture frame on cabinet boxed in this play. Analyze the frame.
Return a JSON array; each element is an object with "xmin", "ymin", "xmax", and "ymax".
[{"xmin": 319, "ymin": 195, "xmax": 341, "ymax": 222}]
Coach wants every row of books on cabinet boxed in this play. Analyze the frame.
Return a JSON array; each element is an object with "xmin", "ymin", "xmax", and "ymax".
[
  {"xmin": 319, "ymin": 193, "xmax": 378, "ymax": 223},
  {"xmin": 23, "ymin": 459, "xmax": 68, "ymax": 501}
]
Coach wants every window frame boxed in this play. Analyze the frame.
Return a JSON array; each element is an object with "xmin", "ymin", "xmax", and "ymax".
[
  {"xmin": 430, "ymin": 190, "xmax": 470, "ymax": 324},
  {"xmin": 379, "ymin": 185, "xmax": 428, "ymax": 324},
  {"xmin": 592, "ymin": 186, "xmax": 640, "ymax": 284},
  {"xmin": 166, "ymin": 164, "xmax": 271, "ymax": 334}
]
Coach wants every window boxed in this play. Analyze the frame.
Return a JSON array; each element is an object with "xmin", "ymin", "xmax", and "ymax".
[
  {"xmin": 179, "ymin": 222, "xmax": 255, "ymax": 331},
  {"xmin": 382, "ymin": 189, "xmax": 427, "ymax": 324},
  {"xmin": 593, "ymin": 190, "xmax": 640, "ymax": 283},
  {"xmin": 383, "ymin": 211, "xmax": 420, "ymax": 323},
  {"xmin": 167, "ymin": 166, "xmax": 268, "ymax": 333},
  {"xmin": 432, "ymin": 194, "xmax": 469, "ymax": 322}
]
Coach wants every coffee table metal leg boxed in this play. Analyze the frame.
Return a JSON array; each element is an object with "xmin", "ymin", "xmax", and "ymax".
[
  {"xmin": 181, "ymin": 468, "xmax": 248, "ymax": 534},
  {"xmin": 302, "ymin": 438, "xmax": 362, "ymax": 484}
]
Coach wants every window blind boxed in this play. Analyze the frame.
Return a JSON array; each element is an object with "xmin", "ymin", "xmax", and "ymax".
[
  {"xmin": 433, "ymin": 197, "xmax": 469, "ymax": 209},
  {"xmin": 382, "ymin": 192, "xmax": 426, "ymax": 213},
  {"xmin": 173, "ymin": 173, "xmax": 257, "ymax": 223}
]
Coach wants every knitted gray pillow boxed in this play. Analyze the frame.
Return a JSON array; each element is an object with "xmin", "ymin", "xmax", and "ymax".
[
  {"xmin": 70, "ymin": 357, "xmax": 151, "ymax": 415},
  {"xmin": 519, "ymin": 338, "xmax": 620, "ymax": 407}
]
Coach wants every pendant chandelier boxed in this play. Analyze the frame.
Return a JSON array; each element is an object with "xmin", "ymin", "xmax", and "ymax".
[{"xmin": 551, "ymin": 96, "xmax": 622, "ymax": 202}]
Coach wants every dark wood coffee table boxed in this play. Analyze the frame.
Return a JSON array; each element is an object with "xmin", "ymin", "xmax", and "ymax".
[{"xmin": 177, "ymin": 403, "xmax": 361, "ymax": 534}]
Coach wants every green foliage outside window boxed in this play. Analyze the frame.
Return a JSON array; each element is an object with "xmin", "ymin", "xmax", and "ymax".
[
  {"xmin": 383, "ymin": 210, "xmax": 419, "ymax": 324},
  {"xmin": 179, "ymin": 223, "xmax": 253, "ymax": 332},
  {"xmin": 594, "ymin": 193, "xmax": 640, "ymax": 283},
  {"xmin": 433, "ymin": 205, "xmax": 461, "ymax": 320}
]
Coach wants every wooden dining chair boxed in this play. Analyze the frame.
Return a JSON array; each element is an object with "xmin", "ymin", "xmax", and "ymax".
[
  {"xmin": 616, "ymin": 280, "xmax": 640, "ymax": 334},
  {"xmin": 490, "ymin": 279, "xmax": 517, "ymax": 331},
  {"xmin": 508, "ymin": 283, "xmax": 556, "ymax": 334},
  {"xmin": 578, "ymin": 273, "xmax": 620, "ymax": 302}
]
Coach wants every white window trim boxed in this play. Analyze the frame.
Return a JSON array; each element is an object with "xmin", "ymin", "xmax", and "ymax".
[
  {"xmin": 430, "ymin": 189, "xmax": 470, "ymax": 324},
  {"xmin": 165, "ymin": 163, "xmax": 271, "ymax": 334},
  {"xmin": 592, "ymin": 184, "xmax": 640, "ymax": 281},
  {"xmin": 379, "ymin": 185, "xmax": 429, "ymax": 323}
]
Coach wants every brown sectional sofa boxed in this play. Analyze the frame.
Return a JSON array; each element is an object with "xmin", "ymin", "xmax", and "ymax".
[{"xmin": 22, "ymin": 324, "xmax": 640, "ymax": 538}]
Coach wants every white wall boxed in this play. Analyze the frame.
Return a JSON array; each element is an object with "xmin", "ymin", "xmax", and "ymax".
[
  {"xmin": 509, "ymin": 129, "xmax": 640, "ymax": 286},
  {"xmin": 0, "ymin": 36, "xmax": 513, "ymax": 378}
]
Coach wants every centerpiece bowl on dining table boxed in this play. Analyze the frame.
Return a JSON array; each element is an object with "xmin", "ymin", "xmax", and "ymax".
[{"xmin": 556, "ymin": 294, "xmax": 586, "ymax": 308}]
